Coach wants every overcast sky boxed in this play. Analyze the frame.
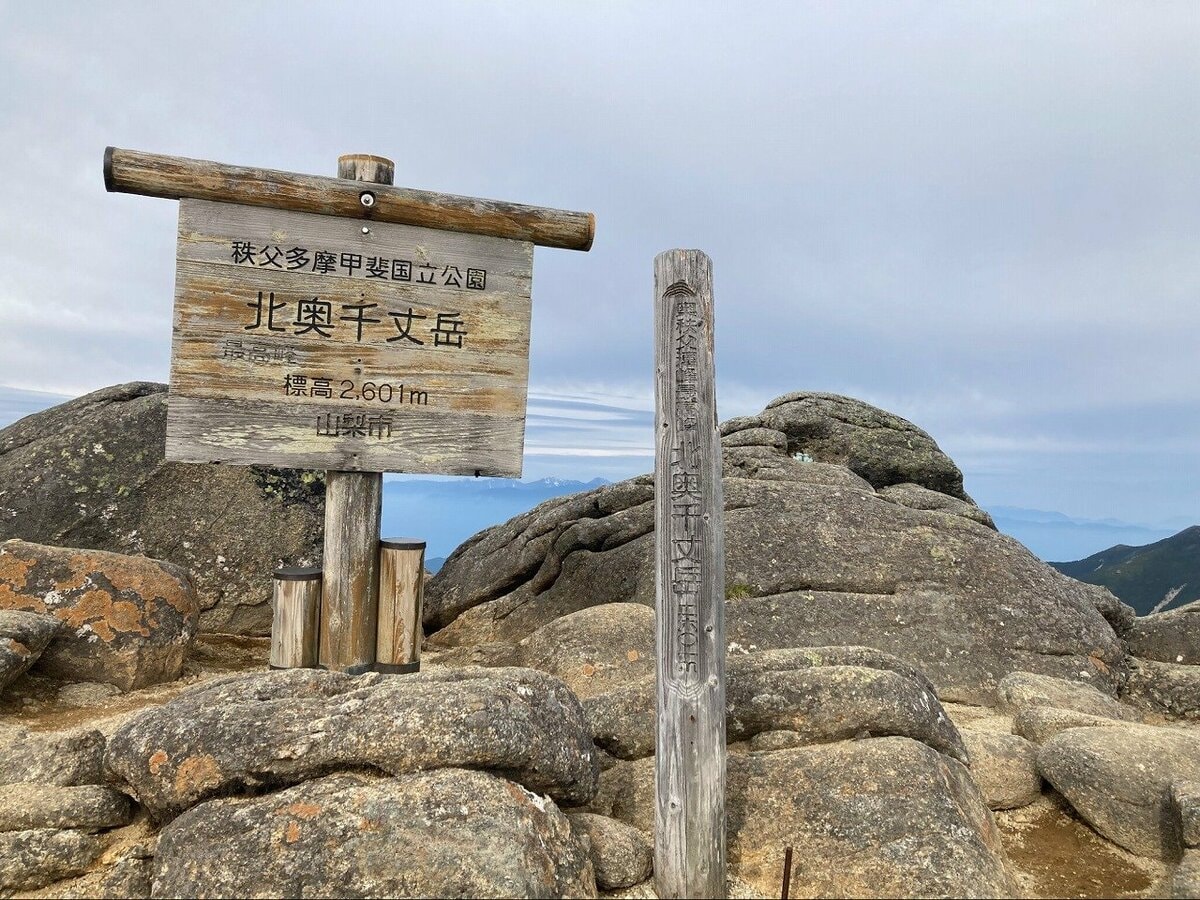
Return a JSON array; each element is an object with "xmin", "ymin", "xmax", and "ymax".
[{"xmin": 1, "ymin": 2, "xmax": 1197, "ymax": 527}]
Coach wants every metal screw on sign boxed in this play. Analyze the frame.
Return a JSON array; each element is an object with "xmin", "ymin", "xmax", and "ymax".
[{"xmin": 359, "ymin": 190, "xmax": 375, "ymax": 208}]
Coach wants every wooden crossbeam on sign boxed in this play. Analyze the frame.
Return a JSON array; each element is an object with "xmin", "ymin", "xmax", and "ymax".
[
  {"xmin": 105, "ymin": 147, "xmax": 594, "ymax": 251},
  {"xmin": 653, "ymin": 249, "xmax": 726, "ymax": 899}
]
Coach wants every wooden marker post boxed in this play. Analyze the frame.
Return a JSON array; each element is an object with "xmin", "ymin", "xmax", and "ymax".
[
  {"xmin": 376, "ymin": 538, "xmax": 426, "ymax": 674},
  {"xmin": 653, "ymin": 250, "xmax": 726, "ymax": 899},
  {"xmin": 269, "ymin": 566, "xmax": 321, "ymax": 669},
  {"xmin": 317, "ymin": 155, "xmax": 392, "ymax": 675}
]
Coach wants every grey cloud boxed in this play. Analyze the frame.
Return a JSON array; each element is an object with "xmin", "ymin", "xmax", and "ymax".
[{"xmin": 0, "ymin": 1, "xmax": 1196, "ymax": 533}]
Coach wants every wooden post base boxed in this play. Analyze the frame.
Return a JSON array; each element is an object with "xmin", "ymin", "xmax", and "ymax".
[
  {"xmin": 376, "ymin": 538, "xmax": 426, "ymax": 674},
  {"xmin": 269, "ymin": 566, "xmax": 321, "ymax": 669}
]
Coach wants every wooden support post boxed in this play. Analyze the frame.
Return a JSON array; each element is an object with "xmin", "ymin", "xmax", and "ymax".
[
  {"xmin": 270, "ymin": 567, "xmax": 321, "ymax": 669},
  {"xmin": 376, "ymin": 538, "xmax": 426, "ymax": 674},
  {"xmin": 317, "ymin": 154, "xmax": 390, "ymax": 675},
  {"xmin": 653, "ymin": 249, "xmax": 726, "ymax": 899}
]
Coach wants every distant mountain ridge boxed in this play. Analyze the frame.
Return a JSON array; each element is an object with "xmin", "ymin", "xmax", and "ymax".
[
  {"xmin": 987, "ymin": 505, "xmax": 1180, "ymax": 562},
  {"xmin": 1050, "ymin": 525, "xmax": 1200, "ymax": 616}
]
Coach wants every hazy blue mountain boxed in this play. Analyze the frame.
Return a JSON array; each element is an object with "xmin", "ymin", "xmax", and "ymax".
[
  {"xmin": 987, "ymin": 505, "xmax": 1178, "ymax": 562},
  {"xmin": 0, "ymin": 386, "xmax": 71, "ymax": 426},
  {"xmin": 1050, "ymin": 526, "xmax": 1200, "ymax": 616},
  {"xmin": 382, "ymin": 476, "xmax": 609, "ymax": 560}
]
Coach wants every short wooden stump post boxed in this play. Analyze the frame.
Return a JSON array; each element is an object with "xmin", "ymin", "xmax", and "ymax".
[
  {"xmin": 270, "ymin": 566, "xmax": 322, "ymax": 669},
  {"xmin": 376, "ymin": 538, "xmax": 426, "ymax": 674}
]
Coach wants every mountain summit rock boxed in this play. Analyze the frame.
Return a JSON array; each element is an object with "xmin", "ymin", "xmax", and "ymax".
[{"xmin": 426, "ymin": 391, "xmax": 1126, "ymax": 705}]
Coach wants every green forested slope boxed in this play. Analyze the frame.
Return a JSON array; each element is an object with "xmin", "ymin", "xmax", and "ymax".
[{"xmin": 1051, "ymin": 526, "xmax": 1200, "ymax": 616}]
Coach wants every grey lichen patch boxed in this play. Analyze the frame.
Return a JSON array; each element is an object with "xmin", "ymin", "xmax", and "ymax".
[{"xmin": 249, "ymin": 467, "xmax": 325, "ymax": 507}]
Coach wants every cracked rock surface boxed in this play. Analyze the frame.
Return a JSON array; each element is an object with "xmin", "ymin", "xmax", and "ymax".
[{"xmin": 0, "ymin": 608, "xmax": 61, "ymax": 690}]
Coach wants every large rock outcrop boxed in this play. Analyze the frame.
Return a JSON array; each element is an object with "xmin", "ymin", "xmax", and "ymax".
[
  {"xmin": 0, "ymin": 383, "xmax": 323, "ymax": 634},
  {"xmin": 581, "ymin": 644, "xmax": 967, "ymax": 763},
  {"xmin": 105, "ymin": 666, "xmax": 599, "ymax": 821},
  {"xmin": 0, "ymin": 608, "xmax": 61, "ymax": 690},
  {"xmin": 748, "ymin": 392, "xmax": 972, "ymax": 499},
  {"xmin": 1038, "ymin": 724, "xmax": 1200, "ymax": 859},
  {"xmin": 583, "ymin": 737, "xmax": 1017, "ymax": 897},
  {"xmin": 1128, "ymin": 603, "xmax": 1200, "ymax": 665},
  {"xmin": 0, "ymin": 540, "xmax": 197, "ymax": 690},
  {"xmin": 152, "ymin": 770, "xmax": 596, "ymax": 899},
  {"xmin": 426, "ymin": 392, "xmax": 1125, "ymax": 704}
]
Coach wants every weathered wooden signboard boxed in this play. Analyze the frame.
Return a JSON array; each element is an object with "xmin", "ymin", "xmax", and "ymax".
[{"xmin": 168, "ymin": 199, "xmax": 533, "ymax": 476}]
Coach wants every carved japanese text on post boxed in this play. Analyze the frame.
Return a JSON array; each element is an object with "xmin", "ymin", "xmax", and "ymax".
[
  {"xmin": 167, "ymin": 199, "xmax": 534, "ymax": 475},
  {"xmin": 666, "ymin": 286, "xmax": 706, "ymax": 684},
  {"xmin": 653, "ymin": 250, "xmax": 726, "ymax": 899}
]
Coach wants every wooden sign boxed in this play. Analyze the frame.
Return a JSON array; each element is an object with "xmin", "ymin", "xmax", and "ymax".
[
  {"xmin": 166, "ymin": 199, "xmax": 533, "ymax": 476},
  {"xmin": 653, "ymin": 249, "xmax": 726, "ymax": 898},
  {"xmin": 106, "ymin": 146, "xmax": 593, "ymax": 676}
]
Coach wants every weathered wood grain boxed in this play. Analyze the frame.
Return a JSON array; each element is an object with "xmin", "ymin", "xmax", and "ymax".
[
  {"xmin": 165, "ymin": 198, "xmax": 532, "ymax": 475},
  {"xmin": 337, "ymin": 154, "xmax": 394, "ymax": 185},
  {"xmin": 165, "ymin": 396, "xmax": 524, "ymax": 475},
  {"xmin": 269, "ymin": 567, "xmax": 321, "ymax": 669},
  {"xmin": 105, "ymin": 146, "xmax": 595, "ymax": 251},
  {"xmin": 319, "ymin": 470, "xmax": 382, "ymax": 673},
  {"xmin": 653, "ymin": 249, "xmax": 726, "ymax": 899},
  {"xmin": 317, "ymin": 158, "xmax": 390, "ymax": 676},
  {"xmin": 376, "ymin": 539, "xmax": 426, "ymax": 673}
]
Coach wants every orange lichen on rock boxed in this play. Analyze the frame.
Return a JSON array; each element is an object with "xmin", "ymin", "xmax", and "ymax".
[
  {"xmin": 0, "ymin": 546, "xmax": 35, "ymax": 588},
  {"xmin": 54, "ymin": 549, "xmax": 193, "ymax": 616},
  {"xmin": 279, "ymin": 802, "xmax": 322, "ymax": 820},
  {"xmin": 149, "ymin": 749, "xmax": 169, "ymax": 776},
  {"xmin": 283, "ymin": 821, "xmax": 301, "ymax": 844},
  {"xmin": 174, "ymin": 753, "xmax": 223, "ymax": 797},
  {"xmin": 58, "ymin": 590, "xmax": 152, "ymax": 642},
  {"xmin": 0, "ymin": 546, "xmax": 40, "ymax": 611}
]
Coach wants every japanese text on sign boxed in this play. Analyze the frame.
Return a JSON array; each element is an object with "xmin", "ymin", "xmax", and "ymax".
[
  {"xmin": 243, "ymin": 292, "xmax": 468, "ymax": 347},
  {"xmin": 230, "ymin": 241, "xmax": 487, "ymax": 290},
  {"xmin": 167, "ymin": 199, "xmax": 535, "ymax": 475}
]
